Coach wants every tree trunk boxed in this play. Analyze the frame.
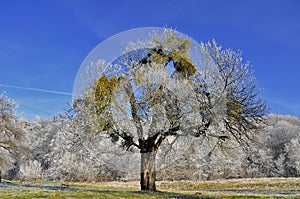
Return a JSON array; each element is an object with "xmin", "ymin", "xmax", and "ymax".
[
  {"xmin": 0, "ymin": 170, "xmax": 1, "ymax": 183},
  {"xmin": 140, "ymin": 151, "xmax": 157, "ymax": 191}
]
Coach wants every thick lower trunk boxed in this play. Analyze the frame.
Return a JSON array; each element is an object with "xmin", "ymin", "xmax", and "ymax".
[{"xmin": 140, "ymin": 151, "xmax": 157, "ymax": 191}]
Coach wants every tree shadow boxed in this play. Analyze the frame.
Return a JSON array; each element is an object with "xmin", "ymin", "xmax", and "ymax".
[{"xmin": 0, "ymin": 182, "xmax": 213, "ymax": 198}]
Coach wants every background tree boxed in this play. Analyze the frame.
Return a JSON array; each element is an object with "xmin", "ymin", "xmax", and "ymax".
[
  {"xmin": 249, "ymin": 114, "xmax": 300, "ymax": 177},
  {"xmin": 0, "ymin": 92, "xmax": 25, "ymax": 182},
  {"xmin": 74, "ymin": 29, "xmax": 268, "ymax": 191},
  {"xmin": 19, "ymin": 109, "xmax": 140, "ymax": 182}
]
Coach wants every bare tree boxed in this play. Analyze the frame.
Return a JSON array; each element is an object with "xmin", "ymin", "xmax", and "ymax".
[{"xmin": 75, "ymin": 29, "xmax": 268, "ymax": 191}]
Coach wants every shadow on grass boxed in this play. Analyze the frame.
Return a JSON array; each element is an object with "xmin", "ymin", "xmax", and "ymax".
[
  {"xmin": 129, "ymin": 190, "xmax": 210, "ymax": 199},
  {"xmin": 0, "ymin": 182, "xmax": 211, "ymax": 199}
]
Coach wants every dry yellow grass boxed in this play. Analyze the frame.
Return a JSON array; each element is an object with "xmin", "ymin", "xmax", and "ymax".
[
  {"xmin": 158, "ymin": 178, "xmax": 300, "ymax": 191},
  {"xmin": 63, "ymin": 181, "xmax": 141, "ymax": 191},
  {"xmin": 58, "ymin": 178, "xmax": 300, "ymax": 192}
]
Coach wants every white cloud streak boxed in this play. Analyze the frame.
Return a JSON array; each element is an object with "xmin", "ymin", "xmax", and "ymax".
[{"xmin": 0, "ymin": 83, "xmax": 73, "ymax": 96}]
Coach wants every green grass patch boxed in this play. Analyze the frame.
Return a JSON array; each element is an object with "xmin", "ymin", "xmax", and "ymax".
[
  {"xmin": 0, "ymin": 187, "xmax": 291, "ymax": 199},
  {"xmin": 0, "ymin": 187, "xmax": 212, "ymax": 199}
]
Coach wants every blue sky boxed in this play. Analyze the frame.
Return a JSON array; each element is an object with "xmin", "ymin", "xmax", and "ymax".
[{"xmin": 0, "ymin": 0, "xmax": 299, "ymax": 120}]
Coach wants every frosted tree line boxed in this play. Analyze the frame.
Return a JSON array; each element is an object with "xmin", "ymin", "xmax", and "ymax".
[{"xmin": 1, "ymin": 92, "xmax": 300, "ymax": 182}]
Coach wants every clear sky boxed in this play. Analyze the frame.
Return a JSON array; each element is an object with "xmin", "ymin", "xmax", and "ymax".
[{"xmin": 0, "ymin": 0, "xmax": 299, "ymax": 120}]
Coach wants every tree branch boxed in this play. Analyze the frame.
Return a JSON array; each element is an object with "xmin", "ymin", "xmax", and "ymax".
[{"xmin": 118, "ymin": 76, "xmax": 144, "ymax": 140}]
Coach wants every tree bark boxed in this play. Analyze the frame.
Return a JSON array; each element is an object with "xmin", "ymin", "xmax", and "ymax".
[{"xmin": 140, "ymin": 151, "xmax": 157, "ymax": 191}]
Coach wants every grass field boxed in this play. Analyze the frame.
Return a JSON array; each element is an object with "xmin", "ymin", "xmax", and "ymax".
[{"xmin": 1, "ymin": 178, "xmax": 300, "ymax": 198}]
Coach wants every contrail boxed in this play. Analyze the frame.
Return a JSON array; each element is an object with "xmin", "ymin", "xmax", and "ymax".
[{"xmin": 0, "ymin": 83, "xmax": 73, "ymax": 96}]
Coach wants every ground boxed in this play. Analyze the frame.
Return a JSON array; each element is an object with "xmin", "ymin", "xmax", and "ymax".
[{"xmin": 0, "ymin": 178, "xmax": 300, "ymax": 198}]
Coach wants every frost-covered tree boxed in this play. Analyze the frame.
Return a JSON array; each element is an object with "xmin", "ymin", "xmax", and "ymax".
[
  {"xmin": 285, "ymin": 138, "xmax": 300, "ymax": 175},
  {"xmin": 69, "ymin": 99, "xmax": 140, "ymax": 181},
  {"xmin": 253, "ymin": 114, "xmax": 300, "ymax": 177},
  {"xmin": 20, "ymin": 116, "xmax": 60, "ymax": 180},
  {"xmin": 0, "ymin": 92, "xmax": 25, "ymax": 182},
  {"xmin": 75, "ymin": 29, "xmax": 268, "ymax": 191},
  {"xmin": 21, "ymin": 110, "xmax": 139, "ymax": 182}
]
